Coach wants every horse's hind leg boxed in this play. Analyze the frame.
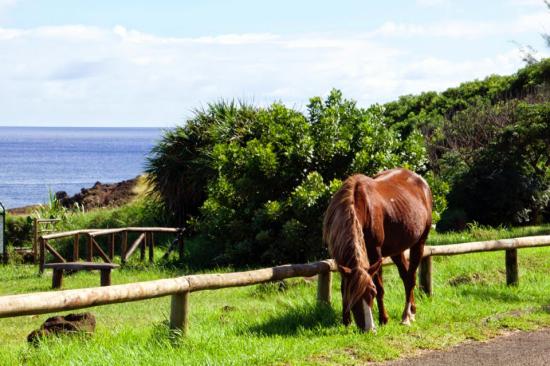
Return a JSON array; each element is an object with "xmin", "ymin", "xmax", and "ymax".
[{"xmin": 391, "ymin": 253, "xmax": 414, "ymax": 325}]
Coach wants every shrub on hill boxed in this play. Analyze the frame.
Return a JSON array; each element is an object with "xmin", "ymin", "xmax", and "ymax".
[
  {"xmin": 443, "ymin": 101, "xmax": 550, "ymax": 226},
  {"xmin": 148, "ymin": 90, "xmax": 428, "ymax": 266},
  {"xmin": 148, "ymin": 60, "xmax": 550, "ymax": 265},
  {"xmin": 382, "ymin": 59, "xmax": 550, "ymax": 230}
]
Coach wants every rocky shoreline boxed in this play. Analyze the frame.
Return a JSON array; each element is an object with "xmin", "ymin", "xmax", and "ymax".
[{"xmin": 7, "ymin": 176, "xmax": 140, "ymax": 215}]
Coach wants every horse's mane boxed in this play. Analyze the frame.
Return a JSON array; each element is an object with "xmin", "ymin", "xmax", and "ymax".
[{"xmin": 323, "ymin": 175, "xmax": 372, "ymax": 311}]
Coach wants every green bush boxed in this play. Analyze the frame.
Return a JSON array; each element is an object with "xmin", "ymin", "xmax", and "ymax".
[
  {"xmin": 436, "ymin": 208, "xmax": 468, "ymax": 232},
  {"xmin": 145, "ymin": 102, "xmax": 255, "ymax": 226},
  {"xmin": 383, "ymin": 59, "xmax": 550, "ymax": 229},
  {"xmin": 5, "ymin": 215, "xmax": 33, "ymax": 248},
  {"xmin": 148, "ymin": 60, "xmax": 550, "ymax": 264},
  {"xmin": 445, "ymin": 102, "xmax": 550, "ymax": 226},
  {"xmin": 149, "ymin": 90, "xmax": 428, "ymax": 266}
]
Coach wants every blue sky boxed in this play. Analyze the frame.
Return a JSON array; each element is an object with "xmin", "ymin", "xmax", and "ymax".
[{"xmin": 0, "ymin": 0, "xmax": 548, "ymax": 127}]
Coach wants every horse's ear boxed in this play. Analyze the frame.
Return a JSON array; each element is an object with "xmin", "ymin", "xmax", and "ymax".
[
  {"xmin": 367, "ymin": 259, "xmax": 383, "ymax": 276},
  {"xmin": 338, "ymin": 265, "xmax": 352, "ymax": 275}
]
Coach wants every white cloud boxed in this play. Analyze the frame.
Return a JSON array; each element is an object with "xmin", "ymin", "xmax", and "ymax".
[
  {"xmin": 0, "ymin": 27, "xmax": 20, "ymax": 39},
  {"xmin": 0, "ymin": 22, "xmax": 538, "ymax": 126},
  {"xmin": 112, "ymin": 25, "xmax": 280, "ymax": 45},
  {"xmin": 371, "ymin": 20, "xmax": 498, "ymax": 38},
  {"xmin": 371, "ymin": 11, "xmax": 550, "ymax": 39},
  {"xmin": 33, "ymin": 25, "xmax": 108, "ymax": 41}
]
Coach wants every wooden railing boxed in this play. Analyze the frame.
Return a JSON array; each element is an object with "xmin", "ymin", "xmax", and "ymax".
[
  {"xmin": 418, "ymin": 235, "xmax": 550, "ymax": 294},
  {"xmin": 32, "ymin": 218, "xmax": 61, "ymax": 262},
  {"xmin": 2, "ymin": 235, "xmax": 549, "ymax": 335},
  {"xmin": 38, "ymin": 227, "xmax": 185, "ymax": 274}
]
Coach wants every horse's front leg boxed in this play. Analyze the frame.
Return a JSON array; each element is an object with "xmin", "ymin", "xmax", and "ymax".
[
  {"xmin": 341, "ymin": 277, "xmax": 351, "ymax": 326},
  {"xmin": 368, "ymin": 247, "xmax": 388, "ymax": 325},
  {"xmin": 372, "ymin": 266, "xmax": 388, "ymax": 325}
]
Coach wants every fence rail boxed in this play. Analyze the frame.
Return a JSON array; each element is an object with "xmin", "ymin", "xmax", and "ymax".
[{"xmin": 1, "ymin": 234, "xmax": 549, "ymax": 335}]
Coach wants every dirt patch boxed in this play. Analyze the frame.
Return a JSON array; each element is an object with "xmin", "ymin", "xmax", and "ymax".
[
  {"xmin": 448, "ymin": 272, "xmax": 487, "ymax": 286},
  {"xmin": 27, "ymin": 312, "xmax": 96, "ymax": 345}
]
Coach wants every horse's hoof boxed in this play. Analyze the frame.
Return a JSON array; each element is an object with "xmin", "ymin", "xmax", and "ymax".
[
  {"xmin": 359, "ymin": 326, "xmax": 377, "ymax": 333},
  {"xmin": 400, "ymin": 319, "xmax": 411, "ymax": 326},
  {"xmin": 409, "ymin": 313, "xmax": 416, "ymax": 322}
]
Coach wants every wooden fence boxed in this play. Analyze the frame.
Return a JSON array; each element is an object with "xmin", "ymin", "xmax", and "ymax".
[
  {"xmin": 38, "ymin": 227, "xmax": 185, "ymax": 274},
  {"xmin": 1, "ymin": 235, "xmax": 549, "ymax": 335},
  {"xmin": 32, "ymin": 218, "xmax": 61, "ymax": 262}
]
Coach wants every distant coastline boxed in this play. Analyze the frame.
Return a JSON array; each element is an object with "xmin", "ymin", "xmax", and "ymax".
[
  {"xmin": 7, "ymin": 176, "xmax": 142, "ymax": 215},
  {"xmin": 0, "ymin": 126, "xmax": 161, "ymax": 209}
]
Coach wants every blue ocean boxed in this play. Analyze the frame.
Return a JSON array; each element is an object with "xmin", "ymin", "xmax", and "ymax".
[{"xmin": 0, "ymin": 127, "xmax": 162, "ymax": 209}]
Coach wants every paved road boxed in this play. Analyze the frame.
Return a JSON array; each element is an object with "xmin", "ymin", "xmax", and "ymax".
[{"xmin": 378, "ymin": 328, "xmax": 550, "ymax": 366}]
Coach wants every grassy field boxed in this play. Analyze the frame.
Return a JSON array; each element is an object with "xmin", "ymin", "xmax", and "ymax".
[{"xmin": 1, "ymin": 226, "xmax": 550, "ymax": 365}]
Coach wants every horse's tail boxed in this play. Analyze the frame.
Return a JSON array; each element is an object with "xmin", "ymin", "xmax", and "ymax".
[{"xmin": 323, "ymin": 176, "xmax": 371, "ymax": 312}]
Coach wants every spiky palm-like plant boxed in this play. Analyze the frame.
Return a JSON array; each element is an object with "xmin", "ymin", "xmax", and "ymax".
[{"xmin": 145, "ymin": 101, "xmax": 257, "ymax": 226}]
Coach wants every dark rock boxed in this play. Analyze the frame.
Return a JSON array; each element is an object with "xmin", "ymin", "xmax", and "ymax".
[
  {"xmin": 55, "ymin": 191, "xmax": 68, "ymax": 200},
  {"xmin": 27, "ymin": 312, "xmax": 96, "ymax": 345},
  {"xmin": 53, "ymin": 176, "xmax": 139, "ymax": 210}
]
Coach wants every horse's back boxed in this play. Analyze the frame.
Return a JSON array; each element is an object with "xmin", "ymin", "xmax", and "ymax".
[
  {"xmin": 374, "ymin": 169, "xmax": 432, "ymax": 208},
  {"xmin": 370, "ymin": 168, "xmax": 432, "ymax": 255}
]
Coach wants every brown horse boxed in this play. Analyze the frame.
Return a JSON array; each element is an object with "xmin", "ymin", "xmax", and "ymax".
[{"xmin": 323, "ymin": 168, "xmax": 432, "ymax": 332}]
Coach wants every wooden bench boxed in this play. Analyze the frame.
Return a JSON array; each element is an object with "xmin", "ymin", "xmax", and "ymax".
[{"xmin": 43, "ymin": 262, "xmax": 120, "ymax": 289}]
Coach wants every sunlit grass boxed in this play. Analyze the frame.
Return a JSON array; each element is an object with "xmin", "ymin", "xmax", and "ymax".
[
  {"xmin": 1, "ymin": 241, "xmax": 549, "ymax": 365},
  {"xmin": 428, "ymin": 223, "xmax": 550, "ymax": 246}
]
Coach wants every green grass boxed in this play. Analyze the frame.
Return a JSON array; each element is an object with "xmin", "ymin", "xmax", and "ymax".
[
  {"xmin": 428, "ymin": 223, "xmax": 550, "ymax": 245},
  {"xmin": 1, "ymin": 240, "xmax": 549, "ymax": 365}
]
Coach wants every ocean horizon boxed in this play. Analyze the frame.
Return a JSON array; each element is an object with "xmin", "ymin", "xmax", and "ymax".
[{"xmin": 0, "ymin": 126, "xmax": 163, "ymax": 209}]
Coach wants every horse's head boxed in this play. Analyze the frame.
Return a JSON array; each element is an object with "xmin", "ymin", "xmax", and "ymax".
[{"xmin": 339, "ymin": 259, "xmax": 382, "ymax": 332}]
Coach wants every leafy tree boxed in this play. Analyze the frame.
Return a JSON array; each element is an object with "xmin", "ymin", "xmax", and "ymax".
[
  {"xmin": 198, "ymin": 91, "xmax": 427, "ymax": 265},
  {"xmin": 148, "ymin": 90, "xmax": 428, "ymax": 266},
  {"xmin": 444, "ymin": 102, "xmax": 550, "ymax": 226},
  {"xmin": 145, "ymin": 102, "xmax": 256, "ymax": 225}
]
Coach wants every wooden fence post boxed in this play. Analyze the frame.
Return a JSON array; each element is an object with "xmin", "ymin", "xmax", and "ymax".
[
  {"xmin": 178, "ymin": 234, "xmax": 185, "ymax": 262},
  {"xmin": 317, "ymin": 271, "xmax": 332, "ymax": 304},
  {"xmin": 419, "ymin": 256, "xmax": 432, "ymax": 296},
  {"xmin": 87, "ymin": 235, "xmax": 93, "ymax": 262},
  {"xmin": 170, "ymin": 291, "xmax": 189, "ymax": 334},
  {"xmin": 140, "ymin": 232, "xmax": 146, "ymax": 262},
  {"xmin": 73, "ymin": 233, "xmax": 79, "ymax": 261},
  {"xmin": 149, "ymin": 232, "xmax": 154, "ymax": 264},
  {"xmin": 506, "ymin": 249, "xmax": 518, "ymax": 286},
  {"xmin": 33, "ymin": 218, "xmax": 39, "ymax": 263},
  {"xmin": 122, "ymin": 231, "xmax": 128, "ymax": 264},
  {"xmin": 109, "ymin": 233, "xmax": 115, "ymax": 260},
  {"xmin": 39, "ymin": 238, "xmax": 45, "ymax": 274}
]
